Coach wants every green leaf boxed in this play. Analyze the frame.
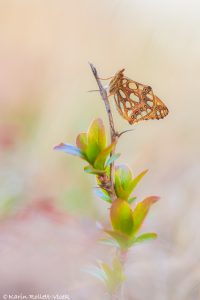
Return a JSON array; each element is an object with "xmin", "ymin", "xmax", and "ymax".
[
  {"xmin": 114, "ymin": 167, "xmax": 148, "ymax": 200},
  {"xmin": 54, "ymin": 118, "xmax": 108, "ymax": 166},
  {"xmin": 112, "ymin": 257, "xmax": 125, "ymax": 282},
  {"xmin": 132, "ymin": 232, "xmax": 157, "ymax": 245},
  {"xmin": 84, "ymin": 165, "xmax": 105, "ymax": 175},
  {"xmin": 127, "ymin": 196, "xmax": 137, "ymax": 204},
  {"xmin": 100, "ymin": 237, "xmax": 120, "ymax": 248},
  {"xmin": 105, "ymin": 153, "xmax": 121, "ymax": 167},
  {"xmin": 100, "ymin": 259, "xmax": 125, "ymax": 293},
  {"xmin": 110, "ymin": 199, "xmax": 134, "ymax": 236},
  {"xmin": 115, "ymin": 165, "xmax": 147, "ymax": 201},
  {"xmin": 129, "ymin": 169, "xmax": 148, "ymax": 193},
  {"xmin": 94, "ymin": 188, "xmax": 112, "ymax": 203},
  {"xmin": 104, "ymin": 230, "xmax": 130, "ymax": 249},
  {"xmin": 104, "ymin": 230, "xmax": 156, "ymax": 249},
  {"xmin": 116, "ymin": 165, "xmax": 132, "ymax": 189},
  {"xmin": 88, "ymin": 118, "xmax": 106, "ymax": 150},
  {"xmin": 76, "ymin": 132, "xmax": 88, "ymax": 152},
  {"xmin": 114, "ymin": 165, "xmax": 133, "ymax": 200},
  {"xmin": 94, "ymin": 142, "xmax": 116, "ymax": 170},
  {"xmin": 101, "ymin": 263, "xmax": 113, "ymax": 280},
  {"xmin": 84, "ymin": 266, "xmax": 107, "ymax": 282},
  {"xmin": 132, "ymin": 196, "xmax": 159, "ymax": 234},
  {"xmin": 54, "ymin": 143, "xmax": 85, "ymax": 159},
  {"xmin": 85, "ymin": 259, "xmax": 125, "ymax": 294},
  {"xmin": 86, "ymin": 119, "xmax": 106, "ymax": 163}
]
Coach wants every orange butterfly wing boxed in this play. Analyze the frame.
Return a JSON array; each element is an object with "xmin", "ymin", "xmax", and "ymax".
[{"xmin": 109, "ymin": 70, "xmax": 169, "ymax": 125}]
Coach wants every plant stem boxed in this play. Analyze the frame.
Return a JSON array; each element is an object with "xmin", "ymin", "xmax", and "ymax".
[
  {"xmin": 89, "ymin": 63, "xmax": 118, "ymax": 202},
  {"xmin": 90, "ymin": 64, "xmax": 128, "ymax": 300},
  {"xmin": 109, "ymin": 249, "xmax": 127, "ymax": 300}
]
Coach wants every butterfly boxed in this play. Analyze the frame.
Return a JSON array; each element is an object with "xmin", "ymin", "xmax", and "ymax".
[{"xmin": 108, "ymin": 69, "xmax": 169, "ymax": 125}]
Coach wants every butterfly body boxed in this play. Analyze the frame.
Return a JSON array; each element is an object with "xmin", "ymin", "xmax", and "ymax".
[{"xmin": 109, "ymin": 69, "xmax": 169, "ymax": 125}]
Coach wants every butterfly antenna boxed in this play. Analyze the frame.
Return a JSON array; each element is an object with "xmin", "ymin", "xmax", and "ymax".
[{"xmin": 118, "ymin": 129, "xmax": 135, "ymax": 137}]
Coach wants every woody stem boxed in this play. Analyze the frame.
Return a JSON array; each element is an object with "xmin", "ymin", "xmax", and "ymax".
[
  {"xmin": 89, "ymin": 63, "xmax": 117, "ymax": 201},
  {"xmin": 90, "ymin": 64, "xmax": 128, "ymax": 299}
]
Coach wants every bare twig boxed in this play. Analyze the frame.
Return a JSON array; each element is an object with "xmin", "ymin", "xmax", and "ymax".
[
  {"xmin": 89, "ymin": 64, "xmax": 128, "ymax": 300},
  {"xmin": 89, "ymin": 63, "xmax": 117, "ymax": 201}
]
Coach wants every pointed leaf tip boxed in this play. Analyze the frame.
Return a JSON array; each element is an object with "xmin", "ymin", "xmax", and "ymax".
[
  {"xmin": 94, "ymin": 141, "xmax": 116, "ymax": 170},
  {"xmin": 132, "ymin": 232, "xmax": 158, "ymax": 245},
  {"xmin": 129, "ymin": 169, "xmax": 148, "ymax": 193},
  {"xmin": 86, "ymin": 118, "xmax": 106, "ymax": 164},
  {"xmin": 94, "ymin": 188, "xmax": 112, "ymax": 203},
  {"xmin": 84, "ymin": 165, "xmax": 105, "ymax": 175},
  {"xmin": 54, "ymin": 143, "xmax": 85, "ymax": 158},
  {"xmin": 88, "ymin": 118, "xmax": 106, "ymax": 149},
  {"xmin": 132, "ymin": 195, "xmax": 160, "ymax": 234},
  {"xmin": 114, "ymin": 167, "xmax": 148, "ymax": 200},
  {"xmin": 76, "ymin": 132, "xmax": 88, "ymax": 152},
  {"xmin": 53, "ymin": 142, "xmax": 64, "ymax": 150},
  {"xmin": 106, "ymin": 153, "xmax": 121, "ymax": 167}
]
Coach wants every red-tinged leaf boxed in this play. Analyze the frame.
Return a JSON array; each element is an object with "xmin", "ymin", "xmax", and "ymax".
[
  {"xmin": 132, "ymin": 196, "xmax": 160, "ymax": 234},
  {"xmin": 110, "ymin": 199, "xmax": 134, "ymax": 236},
  {"xmin": 76, "ymin": 132, "xmax": 88, "ymax": 152},
  {"xmin": 86, "ymin": 119, "xmax": 106, "ymax": 163},
  {"xmin": 54, "ymin": 143, "xmax": 85, "ymax": 159},
  {"xmin": 94, "ymin": 142, "xmax": 116, "ymax": 170},
  {"xmin": 87, "ymin": 118, "xmax": 106, "ymax": 150}
]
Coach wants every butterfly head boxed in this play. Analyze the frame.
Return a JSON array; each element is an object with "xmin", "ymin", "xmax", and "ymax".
[{"xmin": 109, "ymin": 69, "xmax": 125, "ymax": 95}]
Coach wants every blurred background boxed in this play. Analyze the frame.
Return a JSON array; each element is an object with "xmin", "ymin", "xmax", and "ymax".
[{"xmin": 0, "ymin": 0, "xmax": 200, "ymax": 299}]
